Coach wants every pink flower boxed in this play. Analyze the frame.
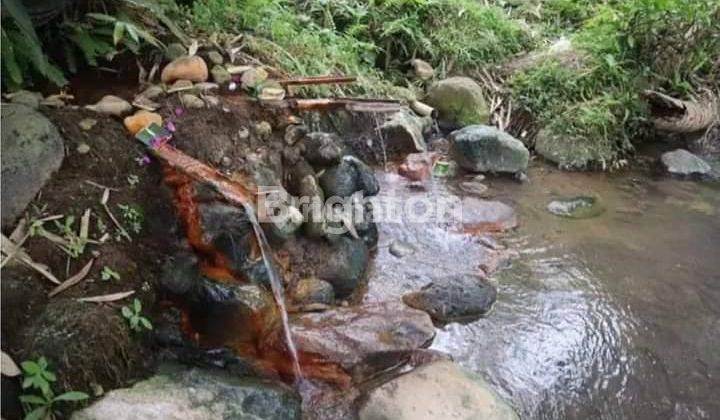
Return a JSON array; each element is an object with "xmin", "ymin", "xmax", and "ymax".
[{"xmin": 166, "ymin": 121, "xmax": 176, "ymax": 132}]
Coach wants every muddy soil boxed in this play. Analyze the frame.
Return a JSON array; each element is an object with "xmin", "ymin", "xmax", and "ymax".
[{"xmin": 1, "ymin": 106, "xmax": 177, "ymax": 417}]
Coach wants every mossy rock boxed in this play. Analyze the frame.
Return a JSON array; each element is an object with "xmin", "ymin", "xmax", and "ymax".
[
  {"xmin": 425, "ymin": 77, "xmax": 490, "ymax": 127},
  {"xmin": 535, "ymin": 128, "xmax": 605, "ymax": 169}
]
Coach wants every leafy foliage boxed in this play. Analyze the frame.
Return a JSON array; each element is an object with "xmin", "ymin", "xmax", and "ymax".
[
  {"xmin": 121, "ymin": 298, "xmax": 152, "ymax": 332},
  {"xmin": 20, "ymin": 357, "xmax": 89, "ymax": 420}
]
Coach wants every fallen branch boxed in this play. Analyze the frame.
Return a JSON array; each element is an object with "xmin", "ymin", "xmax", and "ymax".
[
  {"xmin": 643, "ymin": 90, "xmax": 718, "ymax": 133},
  {"xmin": 48, "ymin": 259, "xmax": 94, "ymax": 297},
  {"xmin": 276, "ymin": 75, "xmax": 357, "ymax": 87},
  {"xmin": 101, "ymin": 188, "xmax": 132, "ymax": 242}
]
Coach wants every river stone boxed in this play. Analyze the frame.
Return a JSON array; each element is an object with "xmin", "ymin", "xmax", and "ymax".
[
  {"xmin": 449, "ymin": 125, "xmax": 529, "ymax": 173},
  {"xmin": 380, "ymin": 109, "xmax": 430, "ymax": 155},
  {"xmin": 409, "ymin": 58, "xmax": 434, "ymax": 80},
  {"xmin": 160, "ymin": 251, "xmax": 201, "ymax": 295},
  {"xmin": 319, "ymin": 237, "xmax": 369, "ymax": 298},
  {"xmin": 1, "ymin": 104, "xmax": 64, "ymax": 229},
  {"xmin": 304, "ymin": 132, "xmax": 345, "ymax": 167},
  {"xmin": 164, "ymin": 43, "xmax": 187, "ymax": 61},
  {"xmin": 425, "ymin": 77, "xmax": 490, "ymax": 127},
  {"xmin": 290, "ymin": 301, "xmax": 435, "ymax": 369},
  {"xmin": 198, "ymin": 203, "xmax": 254, "ymax": 274},
  {"xmin": 210, "ymin": 65, "xmax": 232, "ymax": 85},
  {"xmin": 460, "ymin": 197, "xmax": 517, "ymax": 234},
  {"xmin": 207, "ymin": 50, "xmax": 224, "ymax": 65},
  {"xmin": 72, "ymin": 364, "xmax": 301, "ymax": 420},
  {"xmin": 402, "ymin": 274, "xmax": 497, "ymax": 323},
  {"xmin": 319, "ymin": 157, "xmax": 379, "ymax": 199},
  {"xmin": 7, "ymin": 90, "xmax": 43, "ymax": 108},
  {"xmin": 290, "ymin": 277, "xmax": 335, "ymax": 306},
  {"xmin": 161, "ymin": 56, "xmax": 209, "ymax": 84},
  {"xmin": 547, "ymin": 196, "xmax": 605, "ymax": 219},
  {"xmin": 389, "ymin": 240, "xmax": 415, "ymax": 258},
  {"xmin": 660, "ymin": 149, "xmax": 713, "ymax": 177},
  {"xmin": 359, "ymin": 360, "xmax": 518, "ymax": 420},
  {"xmin": 534, "ymin": 128, "xmax": 597, "ymax": 169}
]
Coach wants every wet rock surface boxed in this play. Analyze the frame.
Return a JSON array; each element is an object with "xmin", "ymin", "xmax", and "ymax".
[
  {"xmin": 290, "ymin": 277, "xmax": 335, "ymax": 306},
  {"xmin": 403, "ymin": 274, "xmax": 497, "ymax": 323},
  {"xmin": 1, "ymin": 104, "xmax": 65, "ymax": 229},
  {"xmin": 359, "ymin": 360, "xmax": 519, "ymax": 420},
  {"xmin": 425, "ymin": 77, "xmax": 490, "ymax": 127},
  {"xmin": 460, "ymin": 197, "xmax": 518, "ymax": 234},
  {"xmin": 547, "ymin": 196, "xmax": 605, "ymax": 219},
  {"xmin": 449, "ymin": 125, "xmax": 529, "ymax": 174},
  {"xmin": 380, "ymin": 109, "xmax": 430, "ymax": 155},
  {"xmin": 660, "ymin": 148, "xmax": 714, "ymax": 177},
  {"xmin": 291, "ymin": 301, "xmax": 435, "ymax": 370},
  {"xmin": 398, "ymin": 152, "xmax": 437, "ymax": 181},
  {"xmin": 319, "ymin": 237, "xmax": 369, "ymax": 298},
  {"xmin": 72, "ymin": 364, "xmax": 301, "ymax": 420}
]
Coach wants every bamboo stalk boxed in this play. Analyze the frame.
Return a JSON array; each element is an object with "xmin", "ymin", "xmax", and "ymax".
[{"xmin": 276, "ymin": 75, "xmax": 357, "ymax": 86}]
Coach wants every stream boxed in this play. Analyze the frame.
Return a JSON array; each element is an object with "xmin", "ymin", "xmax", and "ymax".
[{"xmin": 365, "ymin": 162, "xmax": 720, "ymax": 419}]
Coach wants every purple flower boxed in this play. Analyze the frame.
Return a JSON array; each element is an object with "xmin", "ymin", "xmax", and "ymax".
[
  {"xmin": 166, "ymin": 121, "xmax": 176, "ymax": 132},
  {"xmin": 175, "ymin": 107, "xmax": 184, "ymax": 117},
  {"xmin": 136, "ymin": 155, "xmax": 151, "ymax": 166}
]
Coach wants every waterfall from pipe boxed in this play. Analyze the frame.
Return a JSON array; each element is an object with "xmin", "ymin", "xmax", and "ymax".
[{"xmin": 242, "ymin": 203, "xmax": 304, "ymax": 383}]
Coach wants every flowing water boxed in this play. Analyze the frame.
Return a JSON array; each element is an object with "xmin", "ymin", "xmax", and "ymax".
[{"xmin": 365, "ymin": 162, "xmax": 720, "ymax": 419}]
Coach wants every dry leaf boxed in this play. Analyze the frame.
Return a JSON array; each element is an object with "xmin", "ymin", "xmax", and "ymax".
[
  {"xmin": 78, "ymin": 290, "xmax": 135, "ymax": 303},
  {"xmin": 48, "ymin": 259, "xmax": 94, "ymax": 297},
  {"xmin": 188, "ymin": 39, "xmax": 199, "ymax": 56},
  {"xmin": 1, "ymin": 350, "xmax": 21, "ymax": 377}
]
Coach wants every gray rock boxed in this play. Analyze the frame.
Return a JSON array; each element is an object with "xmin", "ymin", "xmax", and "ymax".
[
  {"xmin": 207, "ymin": 50, "xmax": 224, "ymax": 65},
  {"xmin": 198, "ymin": 202, "xmax": 254, "ymax": 274},
  {"xmin": 319, "ymin": 237, "xmax": 369, "ymax": 298},
  {"xmin": 359, "ymin": 360, "xmax": 518, "ymax": 420},
  {"xmin": 164, "ymin": 43, "xmax": 187, "ymax": 61},
  {"xmin": 72, "ymin": 364, "xmax": 300, "ymax": 420},
  {"xmin": 319, "ymin": 157, "xmax": 379, "ymax": 199},
  {"xmin": 210, "ymin": 65, "xmax": 232, "ymax": 85},
  {"xmin": 460, "ymin": 198, "xmax": 517, "ymax": 234},
  {"xmin": 160, "ymin": 251, "xmax": 200, "ymax": 295},
  {"xmin": 380, "ymin": 109, "xmax": 430, "ymax": 155},
  {"xmin": 291, "ymin": 301, "xmax": 435, "ymax": 370},
  {"xmin": 547, "ymin": 196, "xmax": 605, "ymax": 219},
  {"xmin": 389, "ymin": 240, "xmax": 415, "ymax": 258},
  {"xmin": 409, "ymin": 58, "xmax": 434, "ymax": 80},
  {"xmin": 534, "ymin": 128, "xmax": 597, "ymax": 169},
  {"xmin": 254, "ymin": 121, "xmax": 273, "ymax": 141},
  {"xmin": 449, "ymin": 125, "xmax": 529, "ymax": 173},
  {"xmin": 402, "ymin": 274, "xmax": 497, "ymax": 323},
  {"xmin": 425, "ymin": 77, "xmax": 490, "ymax": 127},
  {"xmin": 181, "ymin": 93, "xmax": 205, "ymax": 109},
  {"xmin": 661, "ymin": 149, "xmax": 713, "ymax": 177},
  {"xmin": 304, "ymin": 132, "xmax": 345, "ymax": 167},
  {"xmin": 1, "ymin": 104, "xmax": 64, "ymax": 229},
  {"xmin": 291, "ymin": 277, "xmax": 335, "ymax": 306},
  {"xmin": 7, "ymin": 90, "xmax": 43, "ymax": 109},
  {"xmin": 241, "ymin": 67, "xmax": 268, "ymax": 90}
]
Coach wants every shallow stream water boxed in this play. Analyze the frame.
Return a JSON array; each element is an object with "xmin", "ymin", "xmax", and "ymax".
[{"xmin": 365, "ymin": 163, "xmax": 720, "ymax": 419}]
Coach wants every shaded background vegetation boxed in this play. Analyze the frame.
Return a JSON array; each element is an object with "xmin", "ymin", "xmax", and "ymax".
[{"xmin": 2, "ymin": 0, "xmax": 718, "ymax": 168}]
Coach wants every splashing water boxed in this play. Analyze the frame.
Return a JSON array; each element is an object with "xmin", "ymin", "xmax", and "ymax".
[{"xmin": 243, "ymin": 203, "xmax": 304, "ymax": 383}]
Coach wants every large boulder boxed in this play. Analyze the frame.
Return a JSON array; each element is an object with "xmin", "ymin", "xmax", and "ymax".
[
  {"xmin": 660, "ymin": 149, "xmax": 713, "ymax": 178},
  {"xmin": 72, "ymin": 364, "xmax": 301, "ymax": 420},
  {"xmin": 425, "ymin": 77, "xmax": 490, "ymax": 127},
  {"xmin": 403, "ymin": 275, "xmax": 497, "ymax": 323},
  {"xmin": 359, "ymin": 360, "xmax": 518, "ymax": 420},
  {"xmin": 1, "ymin": 104, "xmax": 64, "ymax": 229},
  {"xmin": 380, "ymin": 109, "xmax": 431, "ymax": 155},
  {"xmin": 449, "ymin": 125, "xmax": 529, "ymax": 174},
  {"xmin": 534, "ymin": 128, "xmax": 597, "ymax": 169},
  {"xmin": 290, "ymin": 301, "xmax": 435, "ymax": 370}
]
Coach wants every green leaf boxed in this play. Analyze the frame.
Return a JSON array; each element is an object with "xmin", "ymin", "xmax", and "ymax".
[
  {"xmin": 113, "ymin": 22, "xmax": 126, "ymax": 46},
  {"xmin": 54, "ymin": 391, "xmax": 89, "ymax": 402},
  {"xmin": 86, "ymin": 13, "xmax": 118, "ymax": 23},
  {"xmin": 22, "ymin": 377, "xmax": 33, "ymax": 389},
  {"xmin": 133, "ymin": 298, "xmax": 141, "ymax": 312},
  {"xmin": 23, "ymin": 406, "xmax": 47, "ymax": 420},
  {"xmin": 125, "ymin": 24, "xmax": 140, "ymax": 44},
  {"xmin": 130, "ymin": 317, "xmax": 139, "ymax": 329},
  {"xmin": 21, "ymin": 361, "xmax": 39, "ymax": 375},
  {"xmin": 1, "ymin": 0, "xmax": 43, "ymax": 67},
  {"xmin": 121, "ymin": 306, "xmax": 133, "ymax": 318},
  {"xmin": 139, "ymin": 317, "xmax": 153, "ymax": 330},
  {"xmin": 1, "ymin": 29, "xmax": 23, "ymax": 85},
  {"xmin": 41, "ymin": 371, "xmax": 56, "ymax": 382},
  {"xmin": 19, "ymin": 394, "xmax": 47, "ymax": 405}
]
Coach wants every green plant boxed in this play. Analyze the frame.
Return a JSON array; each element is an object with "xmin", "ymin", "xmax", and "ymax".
[
  {"xmin": 101, "ymin": 266, "xmax": 121, "ymax": 281},
  {"xmin": 121, "ymin": 298, "xmax": 152, "ymax": 332},
  {"xmin": 19, "ymin": 357, "xmax": 88, "ymax": 420},
  {"xmin": 52, "ymin": 216, "xmax": 89, "ymax": 258},
  {"xmin": 117, "ymin": 204, "xmax": 143, "ymax": 234}
]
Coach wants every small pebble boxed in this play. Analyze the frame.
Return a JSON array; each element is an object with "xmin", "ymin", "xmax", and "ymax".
[
  {"xmin": 76, "ymin": 143, "xmax": 91, "ymax": 154},
  {"xmin": 237, "ymin": 127, "xmax": 250, "ymax": 141},
  {"xmin": 221, "ymin": 156, "xmax": 232, "ymax": 167},
  {"xmin": 389, "ymin": 240, "xmax": 416, "ymax": 258},
  {"xmin": 254, "ymin": 121, "xmax": 272, "ymax": 140},
  {"xmin": 78, "ymin": 118, "xmax": 97, "ymax": 131}
]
